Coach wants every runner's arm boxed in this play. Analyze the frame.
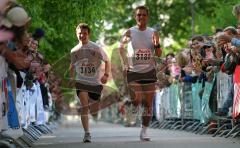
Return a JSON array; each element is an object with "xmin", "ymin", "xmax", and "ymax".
[
  {"xmin": 153, "ymin": 31, "xmax": 162, "ymax": 57},
  {"xmin": 69, "ymin": 63, "xmax": 75, "ymax": 81},
  {"xmin": 104, "ymin": 60, "xmax": 110, "ymax": 77},
  {"xmin": 119, "ymin": 29, "xmax": 130, "ymax": 69}
]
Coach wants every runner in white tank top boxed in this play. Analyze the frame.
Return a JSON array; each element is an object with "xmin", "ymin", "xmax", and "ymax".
[{"xmin": 119, "ymin": 6, "xmax": 162, "ymax": 141}]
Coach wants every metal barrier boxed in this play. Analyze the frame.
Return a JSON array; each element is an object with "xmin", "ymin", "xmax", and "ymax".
[
  {"xmin": 0, "ymin": 70, "xmax": 58, "ymax": 147},
  {"xmin": 152, "ymin": 73, "xmax": 240, "ymax": 138}
]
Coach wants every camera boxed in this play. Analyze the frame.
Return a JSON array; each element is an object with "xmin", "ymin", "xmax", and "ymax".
[{"xmin": 202, "ymin": 42, "xmax": 214, "ymax": 49}]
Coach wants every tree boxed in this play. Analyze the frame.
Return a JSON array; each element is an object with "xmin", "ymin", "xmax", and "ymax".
[
  {"xmin": 18, "ymin": 0, "xmax": 111, "ymax": 63},
  {"xmin": 18, "ymin": 0, "xmax": 240, "ymax": 60},
  {"xmin": 104, "ymin": 0, "xmax": 239, "ymax": 53}
]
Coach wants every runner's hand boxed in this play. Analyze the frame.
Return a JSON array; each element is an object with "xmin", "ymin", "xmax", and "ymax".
[
  {"xmin": 152, "ymin": 32, "xmax": 160, "ymax": 46},
  {"xmin": 123, "ymin": 65, "xmax": 129, "ymax": 77},
  {"xmin": 101, "ymin": 75, "xmax": 108, "ymax": 84}
]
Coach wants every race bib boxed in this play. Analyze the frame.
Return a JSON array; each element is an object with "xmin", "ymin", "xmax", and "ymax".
[
  {"xmin": 76, "ymin": 62, "xmax": 96, "ymax": 78},
  {"xmin": 134, "ymin": 49, "xmax": 152, "ymax": 64}
]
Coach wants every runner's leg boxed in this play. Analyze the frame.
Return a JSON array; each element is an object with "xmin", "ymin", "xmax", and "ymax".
[
  {"xmin": 78, "ymin": 91, "xmax": 90, "ymax": 133},
  {"xmin": 89, "ymin": 98, "xmax": 100, "ymax": 120},
  {"xmin": 142, "ymin": 83, "xmax": 156, "ymax": 127},
  {"xmin": 140, "ymin": 83, "xmax": 156, "ymax": 141},
  {"xmin": 128, "ymin": 82, "xmax": 143, "ymax": 107}
]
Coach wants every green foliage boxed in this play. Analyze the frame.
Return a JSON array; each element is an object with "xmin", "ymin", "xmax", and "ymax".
[
  {"xmin": 14, "ymin": 0, "xmax": 240, "ymax": 104},
  {"xmin": 104, "ymin": 0, "xmax": 240, "ymax": 53},
  {"xmin": 17, "ymin": 0, "xmax": 240, "ymax": 62},
  {"xmin": 18, "ymin": 0, "xmax": 111, "ymax": 63},
  {"xmin": 212, "ymin": 0, "xmax": 238, "ymax": 29}
]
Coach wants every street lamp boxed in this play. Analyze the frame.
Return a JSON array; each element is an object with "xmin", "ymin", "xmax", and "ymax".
[{"xmin": 189, "ymin": 0, "xmax": 196, "ymax": 36}]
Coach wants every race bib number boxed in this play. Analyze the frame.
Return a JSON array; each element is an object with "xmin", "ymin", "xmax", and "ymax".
[
  {"xmin": 76, "ymin": 62, "xmax": 96, "ymax": 77},
  {"xmin": 134, "ymin": 49, "xmax": 152, "ymax": 64}
]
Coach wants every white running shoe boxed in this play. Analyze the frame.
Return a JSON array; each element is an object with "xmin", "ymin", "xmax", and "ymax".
[{"xmin": 140, "ymin": 128, "xmax": 150, "ymax": 141}]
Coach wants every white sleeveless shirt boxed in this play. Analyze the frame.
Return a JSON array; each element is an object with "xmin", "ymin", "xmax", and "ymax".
[{"xmin": 127, "ymin": 26, "xmax": 156, "ymax": 73}]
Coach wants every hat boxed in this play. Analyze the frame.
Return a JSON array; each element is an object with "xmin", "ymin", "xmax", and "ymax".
[{"xmin": 0, "ymin": 7, "xmax": 31, "ymax": 28}]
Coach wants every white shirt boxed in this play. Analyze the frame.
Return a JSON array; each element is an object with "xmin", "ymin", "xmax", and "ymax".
[{"xmin": 70, "ymin": 41, "xmax": 108, "ymax": 85}]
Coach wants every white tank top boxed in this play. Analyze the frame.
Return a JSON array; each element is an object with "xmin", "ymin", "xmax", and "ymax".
[{"xmin": 127, "ymin": 26, "xmax": 156, "ymax": 73}]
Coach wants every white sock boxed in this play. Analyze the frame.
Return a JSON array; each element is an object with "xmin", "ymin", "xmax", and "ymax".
[{"xmin": 141, "ymin": 125, "xmax": 147, "ymax": 133}]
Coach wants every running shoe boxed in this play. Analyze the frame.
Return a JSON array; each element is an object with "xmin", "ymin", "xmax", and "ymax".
[
  {"xmin": 140, "ymin": 129, "xmax": 150, "ymax": 141},
  {"xmin": 83, "ymin": 132, "xmax": 91, "ymax": 143}
]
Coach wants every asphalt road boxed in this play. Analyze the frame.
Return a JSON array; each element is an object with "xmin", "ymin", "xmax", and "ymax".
[{"xmin": 33, "ymin": 118, "xmax": 240, "ymax": 148}]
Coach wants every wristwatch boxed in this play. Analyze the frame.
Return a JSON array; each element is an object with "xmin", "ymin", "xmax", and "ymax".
[{"xmin": 104, "ymin": 73, "xmax": 109, "ymax": 77}]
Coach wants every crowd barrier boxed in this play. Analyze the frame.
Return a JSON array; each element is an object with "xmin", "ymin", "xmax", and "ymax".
[
  {"xmin": 152, "ymin": 72, "xmax": 240, "ymax": 138},
  {"xmin": 0, "ymin": 70, "xmax": 58, "ymax": 148}
]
